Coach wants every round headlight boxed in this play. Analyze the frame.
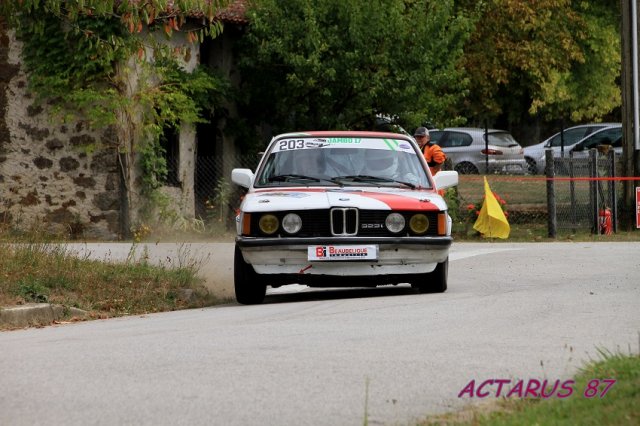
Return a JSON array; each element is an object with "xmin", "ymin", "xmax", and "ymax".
[
  {"xmin": 385, "ymin": 213, "xmax": 405, "ymax": 233},
  {"xmin": 258, "ymin": 214, "xmax": 279, "ymax": 235},
  {"xmin": 282, "ymin": 213, "xmax": 302, "ymax": 234},
  {"xmin": 409, "ymin": 214, "xmax": 429, "ymax": 234}
]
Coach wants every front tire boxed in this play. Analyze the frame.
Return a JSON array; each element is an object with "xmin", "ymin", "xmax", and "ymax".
[
  {"xmin": 525, "ymin": 157, "xmax": 537, "ymax": 175},
  {"xmin": 414, "ymin": 258, "xmax": 448, "ymax": 293},
  {"xmin": 234, "ymin": 246, "xmax": 266, "ymax": 305}
]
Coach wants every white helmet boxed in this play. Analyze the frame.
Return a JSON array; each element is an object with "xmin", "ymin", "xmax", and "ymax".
[
  {"xmin": 365, "ymin": 149, "xmax": 397, "ymax": 178},
  {"xmin": 326, "ymin": 148, "xmax": 362, "ymax": 176}
]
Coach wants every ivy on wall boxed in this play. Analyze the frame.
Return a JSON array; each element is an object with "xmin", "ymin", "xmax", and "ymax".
[{"xmin": 0, "ymin": 0, "xmax": 230, "ymax": 231}]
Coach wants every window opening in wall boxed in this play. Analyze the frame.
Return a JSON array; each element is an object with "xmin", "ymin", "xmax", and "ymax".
[
  {"xmin": 161, "ymin": 126, "xmax": 180, "ymax": 187},
  {"xmin": 195, "ymin": 121, "xmax": 219, "ymax": 219}
]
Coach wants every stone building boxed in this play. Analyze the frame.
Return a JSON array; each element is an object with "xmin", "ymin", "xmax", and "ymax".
[{"xmin": 0, "ymin": 2, "xmax": 248, "ymax": 239}]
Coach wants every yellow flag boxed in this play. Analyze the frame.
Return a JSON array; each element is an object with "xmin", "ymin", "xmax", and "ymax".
[{"xmin": 473, "ymin": 177, "xmax": 510, "ymax": 239}]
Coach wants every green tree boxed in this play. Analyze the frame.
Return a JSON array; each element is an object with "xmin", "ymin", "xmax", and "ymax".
[
  {"xmin": 457, "ymin": 0, "xmax": 620, "ymax": 127},
  {"xmin": 236, "ymin": 0, "xmax": 472, "ymax": 138},
  {"xmin": 0, "ymin": 1, "xmax": 230, "ymax": 231},
  {"xmin": 0, "ymin": 0, "xmax": 229, "ymax": 129},
  {"xmin": 530, "ymin": 1, "xmax": 621, "ymax": 122}
]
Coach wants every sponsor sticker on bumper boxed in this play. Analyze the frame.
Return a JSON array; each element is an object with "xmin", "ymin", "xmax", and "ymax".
[{"xmin": 308, "ymin": 245, "xmax": 378, "ymax": 261}]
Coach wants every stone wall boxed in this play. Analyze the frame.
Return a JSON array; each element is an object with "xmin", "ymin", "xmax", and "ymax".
[
  {"xmin": 158, "ymin": 30, "xmax": 198, "ymax": 220},
  {"xmin": 0, "ymin": 19, "xmax": 239, "ymax": 240},
  {"xmin": 0, "ymin": 24, "xmax": 121, "ymax": 239}
]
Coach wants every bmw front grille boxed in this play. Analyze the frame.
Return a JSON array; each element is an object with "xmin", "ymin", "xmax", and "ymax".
[{"xmin": 330, "ymin": 208, "xmax": 358, "ymax": 236}]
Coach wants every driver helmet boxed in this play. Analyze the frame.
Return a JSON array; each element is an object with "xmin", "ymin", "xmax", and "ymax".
[
  {"xmin": 293, "ymin": 149, "xmax": 324, "ymax": 174},
  {"xmin": 326, "ymin": 147, "xmax": 362, "ymax": 175},
  {"xmin": 365, "ymin": 149, "xmax": 398, "ymax": 178}
]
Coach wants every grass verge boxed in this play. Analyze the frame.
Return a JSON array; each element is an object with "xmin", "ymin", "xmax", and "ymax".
[
  {"xmin": 452, "ymin": 223, "xmax": 640, "ymax": 243},
  {"xmin": 0, "ymin": 241, "xmax": 220, "ymax": 329},
  {"xmin": 420, "ymin": 350, "xmax": 640, "ymax": 425}
]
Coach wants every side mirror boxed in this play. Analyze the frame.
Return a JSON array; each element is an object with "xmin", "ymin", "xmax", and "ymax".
[
  {"xmin": 232, "ymin": 168, "xmax": 254, "ymax": 189},
  {"xmin": 434, "ymin": 170, "xmax": 458, "ymax": 190}
]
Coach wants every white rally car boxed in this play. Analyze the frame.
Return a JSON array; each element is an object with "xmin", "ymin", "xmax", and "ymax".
[{"xmin": 231, "ymin": 131, "xmax": 459, "ymax": 304}]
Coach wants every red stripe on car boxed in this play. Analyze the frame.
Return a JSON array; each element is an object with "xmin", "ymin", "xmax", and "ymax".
[
  {"xmin": 358, "ymin": 192, "xmax": 439, "ymax": 210},
  {"xmin": 254, "ymin": 188, "xmax": 328, "ymax": 193}
]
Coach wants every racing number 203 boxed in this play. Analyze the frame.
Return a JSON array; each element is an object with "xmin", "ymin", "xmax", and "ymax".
[{"xmin": 279, "ymin": 140, "xmax": 305, "ymax": 151}]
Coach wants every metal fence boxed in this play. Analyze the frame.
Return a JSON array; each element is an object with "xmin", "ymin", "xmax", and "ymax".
[
  {"xmin": 547, "ymin": 148, "xmax": 620, "ymax": 235},
  {"xmin": 192, "ymin": 149, "xmax": 622, "ymax": 236},
  {"xmin": 195, "ymin": 154, "xmax": 259, "ymax": 226}
]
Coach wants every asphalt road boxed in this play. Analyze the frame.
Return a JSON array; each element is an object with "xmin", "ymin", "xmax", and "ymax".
[{"xmin": 1, "ymin": 242, "xmax": 638, "ymax": 425}]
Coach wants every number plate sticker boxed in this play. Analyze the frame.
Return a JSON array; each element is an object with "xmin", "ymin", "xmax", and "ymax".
[{"xmin": 308, "ymin": 245, "xmax": 378, "ymax": 261}]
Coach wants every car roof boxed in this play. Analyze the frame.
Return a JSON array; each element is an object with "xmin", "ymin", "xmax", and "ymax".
[
  {"xmin": 574, "ymin": 124, "xmax": 622, "ymax": 143},
  {"xmin": 540, "ymin": 123, "xmax": 621, "ymax": 141},
  {"xmin": 587, "ymin": 123, "xmax": 621, "ymax": 129},
  {"xmin": 558, "ymin": 122, "xmax": 620, "ymax": 130},
  {"xmin": 272, "ymin": 130, "xmax": 413, "ymax": 140},
  {"xmin": 437, "ymin": 127, "xmax": 510, "ymax": 134}
]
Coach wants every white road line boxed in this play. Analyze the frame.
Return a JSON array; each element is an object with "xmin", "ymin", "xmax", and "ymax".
[{"xmin": 449, "ymin": 247, "xmax": 523, "ymax": 261}]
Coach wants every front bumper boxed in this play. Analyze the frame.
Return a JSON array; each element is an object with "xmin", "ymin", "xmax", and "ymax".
[{"xmin": 236, "ymin": 236, "xmax": 452, "ymax": 276}]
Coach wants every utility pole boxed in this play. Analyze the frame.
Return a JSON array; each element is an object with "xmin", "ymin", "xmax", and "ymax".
[{"xmin": 621, "ymin": 0, "xmax": 640, "ymax": 229}]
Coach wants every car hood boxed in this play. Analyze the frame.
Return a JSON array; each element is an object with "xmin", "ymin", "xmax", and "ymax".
[{"xmin": 242, "ymin": 187, "xmax": 448, "ymax": 212}]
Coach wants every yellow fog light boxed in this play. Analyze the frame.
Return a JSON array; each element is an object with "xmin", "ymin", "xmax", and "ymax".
[
  {"xmin": 258, "ymin": 214, "xmax": 279, "ymax": 235},
  {"xmin": 409, "ymin": 214, "xmax": 429, "ymax": 234}
]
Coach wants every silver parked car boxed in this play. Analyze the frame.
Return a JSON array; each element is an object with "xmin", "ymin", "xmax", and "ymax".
[
  {"xmin": 523, "ymin": 123, "xmax": 620, "ymax": 174},
  {"xmin": 430, "ymin": 128, "xmax": 527, "ymax": 174}
]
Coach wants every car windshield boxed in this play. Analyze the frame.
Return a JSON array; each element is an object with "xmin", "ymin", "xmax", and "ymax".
[
  {"xmin": 486, "ymin": 132, "xmax": 520, "ymax": 148},
  {"xmin": 255, "ymin": 136, "xmax": 431, "ymax": 189},
  {"xmin": 578, "ymin": 128, "xmax": 622, "ymax": 150},
  {"xmin": 547, "ymin": 127, "xmax": 597, "ymax": 147}
]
